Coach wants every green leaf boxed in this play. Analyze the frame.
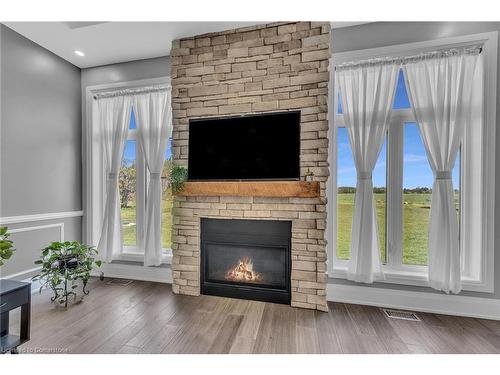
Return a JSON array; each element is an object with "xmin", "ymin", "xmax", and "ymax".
[
  {"xmin": 170, "ymin": 165, "xmax": 188, "ymax": 193},
  {"xmin": 0, "ymin": 242, "xmax": 13, "ymax": 250}
]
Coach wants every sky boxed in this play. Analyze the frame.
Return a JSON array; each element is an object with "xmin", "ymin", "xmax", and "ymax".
[
  {"xmin": 337, "ymin": 69, "xmax": 460, "ymax": 189},
  {"xmin": 123, "ymin": 110, "xmax": 172, "ymax": 165}
]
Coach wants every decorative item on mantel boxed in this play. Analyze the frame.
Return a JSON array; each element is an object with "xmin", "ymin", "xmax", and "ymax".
[
  {"xmin": 304, "ymin": 168, "xmax": 314, "ymax": 182},
  {"xmin": 32, "ymin": 241, "xmax": 102, "ymax": 308}
]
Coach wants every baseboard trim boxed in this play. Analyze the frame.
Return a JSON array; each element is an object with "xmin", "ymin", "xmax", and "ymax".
[
  {"xmin": 0, "ymin": 210, "xmax": 84, "ymax": 225},
  {"xmin": 91, "ymin": 262, "xmax": 173, "ymax": 284},
  {"xmin": 327, "ymin": 283, "xmax": 500, "ymax": 320},
  {"xmin": 5, "ymin": 264, "xmax": 171, "ymax": 294}
]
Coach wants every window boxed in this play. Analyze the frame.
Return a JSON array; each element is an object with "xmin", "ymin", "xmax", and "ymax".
[
  {"xmin": 162, "ymin": 139, "xmax": 173, "ymax": 249},
  {"xmin": 336, "ymin": 127, "xmax": 387, "ymax": 263},
  {"xmin": 119, "ymin": 113, "xmax": 174, "ymax": 254},
  {"xmin": 334, "ymin": 68, "xmax": 462, "ymax": 271},
  {"xmin": 329, "ymin": 32, "xmax": 496, "ymax": 292},
  {"xmin": 401, "ymin": 122, "xmax": 460, "ymax": 265},
  {"xmin": 336, "ymin": 127, "xmax": 354, "ymax": 260},
  {"xmin": 121, "ymin": 139, "xmax": 138, "ymax": 247},
  {"xmin": 85, "ymin": 78, "xmax": 173, "ymax": 265},
  {"xmin": 120, "ymin": 110, "xmax": 145, "ymax": 255}
]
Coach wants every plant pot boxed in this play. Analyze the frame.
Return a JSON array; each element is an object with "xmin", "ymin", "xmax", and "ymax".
[{"xmin": 55, "ymin": 255, "xmax": 79, "ymax": 271}]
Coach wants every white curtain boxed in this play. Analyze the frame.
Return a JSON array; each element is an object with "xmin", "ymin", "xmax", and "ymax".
[
  {"xmin": 403, "ymin": 51, "xmax": 480, "ymax": 294},
  {"xmin": 97, "ymin": 96, "xmax": 133, "ymax": 263},
  {"xmin": 134, "ymin": 90, "xmax": 172, "ymax": 266},
  {"xmin": 337, "ymin": 63, "xmax": 399, "ymax": 283}
]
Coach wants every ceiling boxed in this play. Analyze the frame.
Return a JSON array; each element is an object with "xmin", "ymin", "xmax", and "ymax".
[{"xmin": 3, "ymin": 22, "xmax": 369, "ymax": 69}]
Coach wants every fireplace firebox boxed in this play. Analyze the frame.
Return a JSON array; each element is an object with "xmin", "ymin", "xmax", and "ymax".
[{"xmin": 200, "ymin": 218, "xmax": 291, "ymax": 304}]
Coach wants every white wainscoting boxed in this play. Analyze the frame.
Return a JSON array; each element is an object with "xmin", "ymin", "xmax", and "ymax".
[
  {"xmin": 2, "ymin": 223, "xmax": 66, "ymax": 280},
  {"xmin": 327, "ymin": 283, "xmax": 500, "ymax": 320},
  {"xmin": 1, "ymin": 210, "xmax": 83, "ymax": 280},
  {"xmin": 0, "ymin": 210, "xmax": 83, "ymax": 225},
  {"xmin": 8, "ymin": 222, "xmax": 65, "ymax": 241}
]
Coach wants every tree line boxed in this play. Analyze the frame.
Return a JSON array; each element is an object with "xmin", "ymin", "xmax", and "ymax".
[
  {"xmin": 338, "ymin": 186, "xmax": 390, "ymax": 194},
  {"xmin": 338, "ymin": 186, "xmax": 458, "ymax": 194}
]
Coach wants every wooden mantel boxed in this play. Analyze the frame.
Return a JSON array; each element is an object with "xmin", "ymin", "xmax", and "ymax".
[{"xmin": 174, "ymin": 181, "xmax": 320, "ymax": 198}]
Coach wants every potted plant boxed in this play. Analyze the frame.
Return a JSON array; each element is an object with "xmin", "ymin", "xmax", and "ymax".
[
  {"xmin": 32, "ymin": 241, "xmax": 102, "ymax": 308},
  {"xmin": 170, "ymin": 165, "xmax": 188, "ymax": 194},
  {"xmin": 0, "ymin": 226, "xmax": 15, "ymax": 267}
]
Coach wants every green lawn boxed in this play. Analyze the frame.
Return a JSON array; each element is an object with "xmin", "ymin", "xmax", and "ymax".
[
  {"xmin": 402, "ymin": 193, "xmax": 432, "ymax": 265},
  {"xmin": 337, "ymin": 192, "xmax": 459, "ymax": 265},
  {"xmin": 337, "ymin": 192, "xmax": 432, "ymax": 265},
  {"xmin": 121, "ymin": 189, "xmax": 173, "ymax": 249},
  {"xmin": 337, "ymin": 193, "xmax": 387, "ymax": 262},
  {"xmin": 121, "ymin": 202, "xmax": 137, "ymax": 247}
]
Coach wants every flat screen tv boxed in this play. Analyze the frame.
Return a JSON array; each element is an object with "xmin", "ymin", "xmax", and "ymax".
[{"xmin": 188, "ymin": 111, "xmax": 300, "ymax": 181}]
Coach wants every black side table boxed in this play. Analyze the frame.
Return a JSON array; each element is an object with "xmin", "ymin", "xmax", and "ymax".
[{"xmin": 0, "ymin": 279, "xmax": 31, "ymax": 354}]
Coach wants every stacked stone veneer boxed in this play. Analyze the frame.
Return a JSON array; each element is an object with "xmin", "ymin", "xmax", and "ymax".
[{"xmin": 170, "ymin": 22, "xmax": 330, "ymax": 311}]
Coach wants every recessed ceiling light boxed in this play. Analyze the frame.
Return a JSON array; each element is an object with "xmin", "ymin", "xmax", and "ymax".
[{"xmin": 74, "ymin": 50, "xmax": 85, "ymax": 57}]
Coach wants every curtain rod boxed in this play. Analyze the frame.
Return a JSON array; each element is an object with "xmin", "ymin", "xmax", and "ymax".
[
  {"xmin": 93, "ymin": 85, "xmax": 170, "ymax": 100},
  {"xmin": 335, "ymin": 44, "xmax": 482, "ymax": 71}
]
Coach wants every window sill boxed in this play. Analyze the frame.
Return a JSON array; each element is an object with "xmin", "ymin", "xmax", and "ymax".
[
  {"xmin": 116, "ymin": 248, "xmax": 173, "ymax": 265},
  {"xmin": 329, "ymin": 265, "xmax": 492, "ymax": 293}
]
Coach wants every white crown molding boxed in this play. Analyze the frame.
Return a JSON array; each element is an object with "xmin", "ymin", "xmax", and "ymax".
[
  {"xmin": 0, "ymin": 210, "xmax": 83, "ymax": 225},
  {"xmin": 327, "ymin": 283, "xmax": 500, "ymax": 321}
]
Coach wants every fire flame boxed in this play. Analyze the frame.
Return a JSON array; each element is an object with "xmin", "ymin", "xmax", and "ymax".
[{"xmin": 225, "ymin": 257, "xmax": 263, "ymax": 282}]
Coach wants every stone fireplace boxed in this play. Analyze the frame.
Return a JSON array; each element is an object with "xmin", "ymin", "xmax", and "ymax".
[{"xmin": 170, "ymin": 22, "xmax": 330, "ymax": 311}]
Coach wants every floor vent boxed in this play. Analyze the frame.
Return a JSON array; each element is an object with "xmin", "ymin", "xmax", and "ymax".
[
  {"xmin": 106, "ymin": 278, "xmax": 134, "ymax": 286},
  {"xmin": 383, "ymin": 309, "xmax": 421, "ymax": 321}
]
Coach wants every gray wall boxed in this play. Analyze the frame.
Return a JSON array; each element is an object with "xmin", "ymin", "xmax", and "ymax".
[
  {"xmin": 330, "ymin": 22, "xmax": 500, "ymax": 299},
  {"xmin": 0, "ymin": 25, "xmax": 82, "ymax": 279},
  {"xmin": 0, "ymin": 29, "xmax": 170, "ymax": 278},
  {"xmin": 81, "ymin": 55, "xmax": 170, "ymax": 89}
]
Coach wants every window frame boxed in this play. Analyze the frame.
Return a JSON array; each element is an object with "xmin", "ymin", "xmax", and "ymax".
[
  {"xmin": 327, "ymin": 32, "xmax": 497, "ymax": 293},
  {"xmin": 84, "ymin": 76, "xmax": 173, "ymax": 265}
]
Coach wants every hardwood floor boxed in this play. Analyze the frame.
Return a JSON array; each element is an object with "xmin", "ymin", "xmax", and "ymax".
[{"xmin": 8, "ymin": 278, "xmax": 500, "ymax": 354}]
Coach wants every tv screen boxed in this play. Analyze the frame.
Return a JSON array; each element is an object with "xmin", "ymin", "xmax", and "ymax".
[{"xmin": 188, "ymin": 111, "xmax": 300, "ymax": 180}]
